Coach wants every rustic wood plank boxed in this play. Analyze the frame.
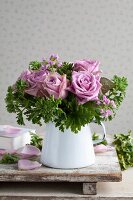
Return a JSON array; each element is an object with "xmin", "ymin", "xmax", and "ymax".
[
  {"xmin": 0, "ymin": 150, "xmax": 122, "ymax": 183},
  {"xmin": 83, "ymin": 182, "xmax": 97, "ymax": 195},
  {"xmin": 1, "ymin": 197, "xmax": 133, "ymax": 200}
]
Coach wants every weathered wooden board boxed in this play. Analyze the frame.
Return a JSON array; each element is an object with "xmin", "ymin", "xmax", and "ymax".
[
  {"xmin": 83, "ymin": 182, "xmax": 97, "ymax": 195},
  {"xmin": 0, "ymin": 178, "xmax": 133, "ymax": 200},
  {"xmin": 0, "ymin": 196, "xmax": 132, "ymax": 200},
  {"xmin": 0, "ymin": 150, "xmax": 121, "ymax": 183}
]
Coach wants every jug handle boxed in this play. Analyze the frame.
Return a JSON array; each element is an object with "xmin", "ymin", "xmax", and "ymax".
[{"xmin": 92, "ymin": 122, "xmax": 107, "ymax": 145}]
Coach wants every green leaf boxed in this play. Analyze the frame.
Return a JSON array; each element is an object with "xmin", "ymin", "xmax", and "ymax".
[
  {"xmin": 108, "ymin": 75, "xmax": 128, "ymax": 107},
  {"xmin": 30, "ymin": 132, "xmax": 43, "ymax": 150},
  {"xmin": 16, "ymin": 80, "xmax": 27, "ymax": 91},
  {"xmin": 92, "ymin": 132, "xmax": 99, "ymax": 140},
  {"xmin": 113, "ymin": 131, "xmax": 133, "ymax": 170},
  {"xmin": 56, "ymin": 94, "xmax": 99, "ymax": 133},
  {"xmin": 57, "ymin": 62, "xmax": 73, "ymax": 80},
  {"xmin": 0, "ymin": 154, "xmax": 19, "ymax": 164},
  {"xmin": 92, "ymin": 132, "xmax": 108, "ymax": 145},
  {"xmin": 29, "ymin": 61, "xmax": 41, "ymax": 70}
]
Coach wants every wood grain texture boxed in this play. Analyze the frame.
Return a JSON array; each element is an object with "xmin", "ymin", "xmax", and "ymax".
[
  {"xmin": 0, "ymin": 150, "xmax": 122, "ymax": 183},
  {"xmin": 83, "ymin": 182, "xmax": 97, "ymax": 195},
  {"xmin": 0, "ymin": 197, "xmax": 133, "ymax": 200}
]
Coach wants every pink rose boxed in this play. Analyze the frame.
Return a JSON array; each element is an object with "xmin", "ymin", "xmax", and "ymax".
[
  {"xmin": 41, "ymin": 72, "xmax": 68, "ymax": 99},
  {"xmin": 68, "ymin": 71, "xmax": 101, "ymax": 104},
  {"xmin": 19, "ymin": 69, "xmax": 49, "ymax": 96},
  {"xmin": 74, "ymin": 59, "xmax": 101, "ymax": 76}
]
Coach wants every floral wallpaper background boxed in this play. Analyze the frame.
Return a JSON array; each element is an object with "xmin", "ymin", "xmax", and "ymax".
[{"xmin": 0, "ymin": 0, "xmax": 133, "ymax": 134}]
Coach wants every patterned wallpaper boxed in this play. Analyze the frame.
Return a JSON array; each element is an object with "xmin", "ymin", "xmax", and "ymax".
[{"xmin": 0, "ymin": 0, "xmax": 133, "ymax": 134}]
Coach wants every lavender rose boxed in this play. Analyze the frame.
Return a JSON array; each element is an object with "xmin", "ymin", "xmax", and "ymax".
[
  {"xmin": 74, "ymin": 59, "xmax": 101, "ymax": 76},
  {"xmin": 41, "ymin": 72, "xmax": 68, "ymax": 99},
  {"xmin": 19, "ymin": 69, "xmax": 49, "ymax": 96},
  {"xmin": 68, "ymin": 71, "xmax": 101, "ymax": 104}
]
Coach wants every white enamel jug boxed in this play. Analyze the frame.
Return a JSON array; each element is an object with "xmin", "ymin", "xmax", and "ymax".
[{"xmin": 41, "ymin": 122, "xmax": 106, "ymax": 169}]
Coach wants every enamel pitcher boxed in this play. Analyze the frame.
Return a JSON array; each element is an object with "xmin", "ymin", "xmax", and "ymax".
[{"xmin": 41, "ymin": 122, "xmax": 106, "ymax": 169}]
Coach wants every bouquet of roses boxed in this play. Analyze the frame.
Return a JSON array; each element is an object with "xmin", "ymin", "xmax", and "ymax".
[{"xmin": 5, "ymin": 54, "xmax": 128, "ymax": 133}]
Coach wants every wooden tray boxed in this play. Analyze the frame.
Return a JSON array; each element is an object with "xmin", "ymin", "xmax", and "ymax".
[{"xmin": 0, "ymin": 150, "xmax": 121, "ymax": 195}]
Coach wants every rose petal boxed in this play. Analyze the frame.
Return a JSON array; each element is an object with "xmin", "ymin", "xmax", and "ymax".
[
  {"xmin": 0, "ymin": 149, "xmax": 6, "ymax": 155},
  {"xmin": 74, "ymin": 59, "xmax": 100, "ymax": 75},
  {"xmin": 16, "ymin": 145, "xmax": 41, "ymax": 159},
  {"xmin": 0, "ymin": 125, "xmax": 21, "ymax": 135},
  {"xmin": 41, "ymin": 72, "xmax": 68, "ymax": 99},
  {"xmin": 43, "ymin": 87, "xmax": 59, "ymax": 99},
  {"xmin": 59, "ymin": 74, "xmax": 68, "ymax": 99},
  {"xmin": 18, "ymin": 159, "xmax": 42, "ymax": 170},
  {"xmin": 0, "ymin": 149, "xmax": 16, "ymax": 155},
  {"xmin": 94, "ymin": 144, "xmax": 114, "ymax": 153},
  {"xmin": 25, "ymin": 87, "xmax": 39, "ymax": 96}
]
